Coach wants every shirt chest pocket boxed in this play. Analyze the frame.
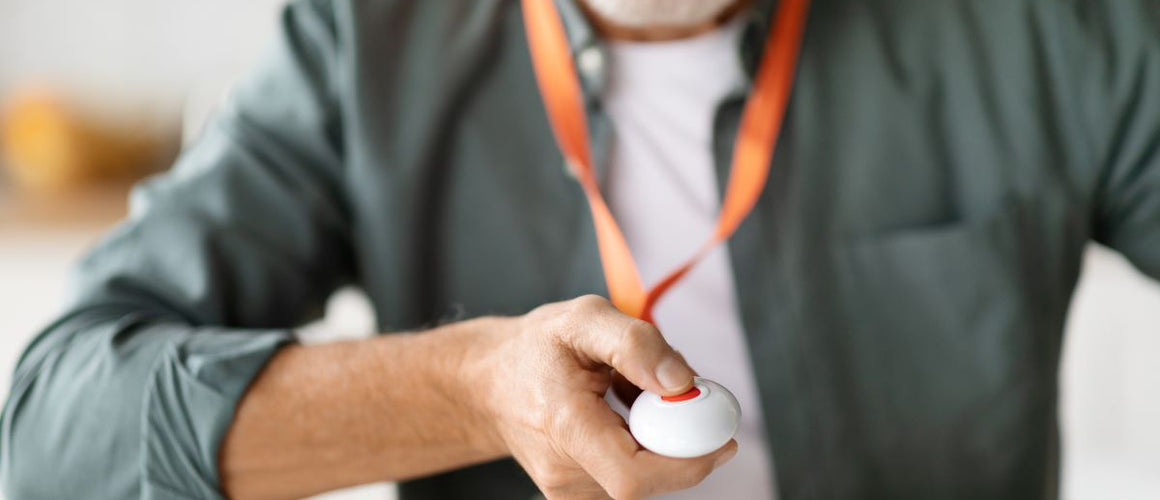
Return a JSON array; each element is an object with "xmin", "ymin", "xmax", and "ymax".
[
  {"xmin": 829, "ymin": 198, "xmax": 1058, "ymax": 430},
  {"xmin": 837, "ymin": 199, "xmax": 1033, "ymax": 344},
  {"xmin": 825, "ymin": 198, "xmax": 1069, "ymax": 492}
]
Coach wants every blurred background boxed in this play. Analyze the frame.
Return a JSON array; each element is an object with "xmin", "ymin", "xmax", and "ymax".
[{"xmin": 0, "ymin": 1, "xmax": 1157, "ymax": 499}]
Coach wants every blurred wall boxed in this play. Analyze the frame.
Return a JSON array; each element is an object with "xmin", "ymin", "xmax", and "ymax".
[
  {"xmin": 0, "ymin": 0, "xmax": 287, "ymax": 109},
  {"xmin": 1061, "ymin": 246, "xmax": 1160, "ymax": 499}
]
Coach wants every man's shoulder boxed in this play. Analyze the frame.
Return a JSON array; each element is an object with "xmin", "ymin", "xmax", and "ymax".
[{"xmin": 284, "ymin": 0, "xmax": 516, "ymax": 69}]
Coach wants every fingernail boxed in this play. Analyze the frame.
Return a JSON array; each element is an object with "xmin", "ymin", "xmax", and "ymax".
[
  {"xmin": 714, "ymin": 446, "xmax": 738, "ymax": 468},
  {"xmin": 655, "ymin": 356, "xmax": 693, "ymax": 393}
]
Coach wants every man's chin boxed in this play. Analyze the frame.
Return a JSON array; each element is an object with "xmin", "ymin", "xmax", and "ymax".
[{"xmin": 577, "ymin": 0, "xmax": 742, "ymax": 30}]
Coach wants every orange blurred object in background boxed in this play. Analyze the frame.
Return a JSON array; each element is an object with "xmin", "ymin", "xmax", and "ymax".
[{"xmin": 0, "ymin": 87, "xmax": 177, "ymax": 194}]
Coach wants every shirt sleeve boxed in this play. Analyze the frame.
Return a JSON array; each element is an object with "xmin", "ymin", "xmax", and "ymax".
[
  {"xmin": 1, "ymin": 1, "xmax": 352, "ymax": 498},
  {"xmin": 1086, "ymin": 2, "xmax": 1160, "ymax": 278}
]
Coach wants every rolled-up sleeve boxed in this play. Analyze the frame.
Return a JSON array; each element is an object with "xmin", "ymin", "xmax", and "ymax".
[
  {"xmin": 1087, "ymin": 2, "xmax": 1160, "ymax": 279},
  {"xmin": 1, "ymin": 1, "xmax": 351, "ymax": 498}
]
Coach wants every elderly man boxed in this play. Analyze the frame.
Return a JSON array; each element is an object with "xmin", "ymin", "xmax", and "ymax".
[{"xmin": 4, "ymin": 0, "xmax": 1160, "ymax": 499}]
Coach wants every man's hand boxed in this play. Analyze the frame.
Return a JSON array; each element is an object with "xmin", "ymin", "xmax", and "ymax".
[
  {"xmin": 220, "ymin": 295, "xmax": 734, "ymax": 500},
  {"xmin": 468, "ymin": 295, "xmax": 738, "ymax": 499}
]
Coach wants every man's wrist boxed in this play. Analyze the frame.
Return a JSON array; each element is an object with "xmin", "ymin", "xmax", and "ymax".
[{"xmin": 412, "ymin": 316, "xmax": 510, "ymax": 458}]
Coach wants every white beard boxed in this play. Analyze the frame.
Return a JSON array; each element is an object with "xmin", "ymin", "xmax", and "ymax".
[{"xmin": 580, "ymin": 0, "xmax": 740, "ymax": 28}]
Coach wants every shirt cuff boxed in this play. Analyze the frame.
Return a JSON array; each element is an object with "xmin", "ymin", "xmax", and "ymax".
[{"xmin": 141, "ymin": 327, "xmax": 294, "ymax": 499}]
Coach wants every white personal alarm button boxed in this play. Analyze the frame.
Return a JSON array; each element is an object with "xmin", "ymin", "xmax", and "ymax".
[{"xmin": 628, "ymin": 377, "xmax": 741, "ymax": 459}]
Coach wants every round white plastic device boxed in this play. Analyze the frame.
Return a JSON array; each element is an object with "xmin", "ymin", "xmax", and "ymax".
[{"xmin": 628, "ymin": 377, "xmax": 741, "ymax": 458}]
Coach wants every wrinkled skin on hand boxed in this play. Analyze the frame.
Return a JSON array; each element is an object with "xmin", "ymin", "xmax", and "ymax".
[{"xmin": 467, "ymin": 295, "xmax": 738, "ymax": 500}]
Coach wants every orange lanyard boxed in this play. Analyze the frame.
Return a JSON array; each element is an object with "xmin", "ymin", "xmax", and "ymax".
[{"xmin": 522, "ymin": 0, "xmax": 811, "ymax": 322}]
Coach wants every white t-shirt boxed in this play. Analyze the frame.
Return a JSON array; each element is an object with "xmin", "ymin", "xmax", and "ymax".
[{"xmin": 602, "ymin": 19, "xmax": 778, "ymax": 500}]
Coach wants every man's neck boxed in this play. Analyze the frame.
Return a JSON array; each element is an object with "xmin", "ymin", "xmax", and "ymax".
[{"xmin": 576, "ymin": 0, "xmax": 753, "ymax": 42}]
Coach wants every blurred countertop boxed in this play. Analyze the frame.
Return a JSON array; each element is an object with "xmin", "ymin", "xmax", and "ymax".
[{"xmin": 0, "ymin": 183, "xmax": 129, "ymax": 234}]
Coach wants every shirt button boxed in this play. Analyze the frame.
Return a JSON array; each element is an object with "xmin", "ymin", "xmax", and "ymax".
[{"xmin": 577, "ymin": 45, "xmax": 605, "ymax": 78}]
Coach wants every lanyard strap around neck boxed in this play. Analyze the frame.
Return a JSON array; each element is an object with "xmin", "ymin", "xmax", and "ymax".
[{"xmin": 522, "ymin": 0, "xmax": 811, "ymax": 322}]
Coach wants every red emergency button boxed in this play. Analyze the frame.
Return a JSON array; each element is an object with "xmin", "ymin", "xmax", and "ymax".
[{"xmin": 661, "ymin": 387, "xmax": 701, "ymax": 403}]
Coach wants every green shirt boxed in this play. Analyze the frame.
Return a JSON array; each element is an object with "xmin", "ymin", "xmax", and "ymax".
[{"xmin": 4, "ymin": 0, "xmax": 1160, "ymax": 499}]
